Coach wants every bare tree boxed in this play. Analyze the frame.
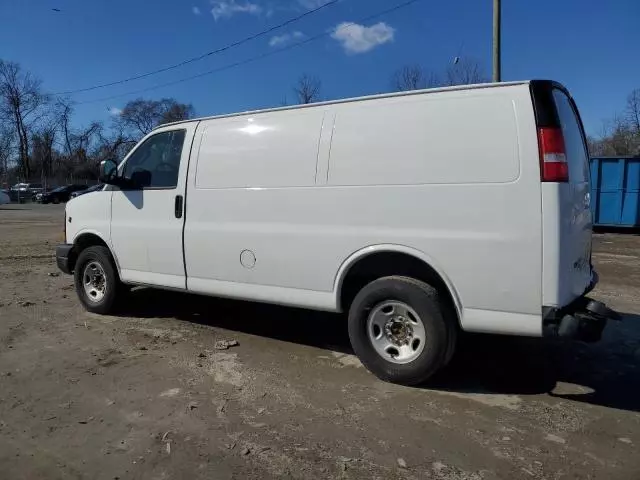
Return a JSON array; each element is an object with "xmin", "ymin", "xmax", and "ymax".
[
  {"xmin": 115, "ymin": 98, "xmax": 195, "ymax": 138},
  {"xmin": 116, "ymin": 99, "xmax": 159, "ymax": 137},
  {"xmin": 392, "ymin": 65, "xmax": 424, "ymax": 91},
  {"xmin": 46, "ymin": 98, "xmax": 107, "ymax": 182},
  {"xmin": 31, "ymin": 126, "xmax": 56, "ymax": 184},
  {"xmin": 391, "ymin": 65, "xmax": 440, "ymax": 92},
  {"xmin": 0, "ymin": 124, "xmax": 13, "ymax": 185},
  {"xmin": 0, "ymin": 60, "xmax": 50, "ymax": 179},
  {"xmin": 159, "ymin": 102, "xmax": 195, "ymax": 126},
  {"xmin": 55, "ymin": 98, "xmax": 75, "ymax": 158},
  {"xmin": 293, "ymin": 74, "xmax": 321, "ymax": 104},
  {"xmin": 626, "ymin": 88, "xmax": 640, "ymax": 134},
  {"xmin": 589, "ymin": 115, "xmax": 640, "ymax": 157},
  {"xmin": 95, "ymin": 122, "xmax": 136, "ymax": 164},
  {"xmin": 390, "ymin": 58, "xmax": 487, "ymax": 93},
  {"xmin": 444, "ymin": 57, "xmax": 488, "ymax": 86}
]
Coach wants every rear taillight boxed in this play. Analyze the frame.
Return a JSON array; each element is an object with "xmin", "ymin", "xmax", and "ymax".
[{"xmin": 538, "ymin": 127, "xmax": 568, "ymax": 182}]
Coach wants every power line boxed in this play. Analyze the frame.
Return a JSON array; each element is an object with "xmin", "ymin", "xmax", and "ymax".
[
  {"xmin": 75, "ymin": 0, "xmax": 424, "ymax": 105},
  {"xmin": 54, "ymin": 0, "xmax": 340, "ymax": 95}
]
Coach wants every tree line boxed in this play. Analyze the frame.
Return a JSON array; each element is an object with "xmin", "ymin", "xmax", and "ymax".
[
  {"xmin": 588, "ymin": 89, "xmax": 640, "ymax": 157},
  {"xmin": 0, "ymin": 59, "xmax": 195, "ymax": 188},
  {"xmin": 288, "ymin": 57, "xmax": 489, "ymax": 105}
]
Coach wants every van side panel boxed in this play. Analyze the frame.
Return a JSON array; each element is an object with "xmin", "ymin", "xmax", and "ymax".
[
  {"xmin": 194, "ymin": 110, "xmax": 323, "ymax": 189},
  {"xmin": 328, "ymin": 94, "xmax": 520, "ymax": 185},
  {"xmin": 184, "ymin": 109, "xmax": 327, "ymax": 291},
  {"xmin": 183, "ymin": 85, "xmax": 543, "ymax": 336}
]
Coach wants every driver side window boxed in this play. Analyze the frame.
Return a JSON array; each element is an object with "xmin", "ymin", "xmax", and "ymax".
[{"xmin": 121, "ymin": 129, "xmax": 186, "ymax": 189}]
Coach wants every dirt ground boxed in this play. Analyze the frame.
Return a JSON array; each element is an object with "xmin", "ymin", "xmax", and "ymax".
[{"xmin": 1, "ymin": 204, "xmax": 639, "ymax": 480}]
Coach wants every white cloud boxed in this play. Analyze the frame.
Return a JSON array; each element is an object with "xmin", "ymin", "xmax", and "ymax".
[
  {"xmin": 298, "ymin": 0, "xmax": 330, "ymax": 8},
  {"xmin": 330, "ymin": 21, "xmax": 395, "ymax": 54},
  {"xmin": 192, "ymin": 6, "xmax": 201, "ymax": 15},
  {"xmin": 269, "ymin": 30, "xmax": 305, "ymax": 47},
  {"xmin": 210, "ymin": 0, "xmax": 262, "ymax": 20},
  {"xmin": 108, "ymin": 107, "xmax": 122, "ymax": 116}
]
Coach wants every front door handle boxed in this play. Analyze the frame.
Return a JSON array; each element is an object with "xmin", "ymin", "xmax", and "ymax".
[{"xmin": 174, "ymin": 195, "xmax": 184, "ymax": 219}]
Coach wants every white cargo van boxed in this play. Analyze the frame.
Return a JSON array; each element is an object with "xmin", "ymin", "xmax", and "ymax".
[{"xmin": 56, "ymin": 80, "xmax": 618, "ymax": 385}]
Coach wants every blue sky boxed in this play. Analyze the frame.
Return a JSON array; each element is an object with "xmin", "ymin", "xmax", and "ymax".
[{"xmin": 1, "ymin": 0, "xmax": 638, "ymax": 135}]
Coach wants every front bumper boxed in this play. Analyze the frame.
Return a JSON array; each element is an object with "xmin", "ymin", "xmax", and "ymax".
[{"xmin": 56, "ymin": 244, "xmax": 75, "ymax": 275}]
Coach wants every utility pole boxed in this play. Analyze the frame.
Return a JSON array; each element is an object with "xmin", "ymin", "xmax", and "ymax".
[{"xmin": 492, "ymin": 0, "xmax": 501, "ymax": 82}]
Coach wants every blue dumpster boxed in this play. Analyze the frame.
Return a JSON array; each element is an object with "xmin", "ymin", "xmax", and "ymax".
[{"xmin": 590, "ymin": 157, "xmax": 640, "ymax": 227}]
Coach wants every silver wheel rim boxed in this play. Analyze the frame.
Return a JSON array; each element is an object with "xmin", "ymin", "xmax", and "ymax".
[
  {"xmin": 367, "ymin": 301, "xmax": 426, "ymax": 364},
  {"xmin": 83, "ymin": 261, "xmax": 107, "ymax": 303}
]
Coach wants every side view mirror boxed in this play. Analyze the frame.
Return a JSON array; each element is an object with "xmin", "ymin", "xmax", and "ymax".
[{"xmin": 98, "ymin": 159, "xmax": 119, "ymax": 185}]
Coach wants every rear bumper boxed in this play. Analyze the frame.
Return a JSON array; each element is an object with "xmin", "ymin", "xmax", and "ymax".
[
  {"xmin": 56, "ymin": 244, "xmax": 75, "ymax": 275},
  {"xmin": 542, "ymin": 269, "xmax": 619, "ymax": 342},
  {"xmin": 543, "ymin": 284, "xmax": 619, "ymax": 343}
]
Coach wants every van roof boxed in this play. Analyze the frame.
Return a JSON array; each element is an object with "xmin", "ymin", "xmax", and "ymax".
[{"xmin": 156, "ymin": 80, "xmax": 532, "ymax": 130}]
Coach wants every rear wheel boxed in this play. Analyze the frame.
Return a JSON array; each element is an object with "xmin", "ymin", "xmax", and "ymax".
[
  {"xmin": 74, "ymin": 246, "xmax": 120, "ymax": 314},
  {"xmin": 348, "ymin": 276, "xmax": 454, "ymax": 385}
]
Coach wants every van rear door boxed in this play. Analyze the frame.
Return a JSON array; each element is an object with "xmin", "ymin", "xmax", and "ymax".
[
  {"xmin": 553, "ymin": 88, "xmax": 593, "ymax": 301},
  {"xmin": 534, "ymin": 81, "xmax": 593, "ymax": 307}
]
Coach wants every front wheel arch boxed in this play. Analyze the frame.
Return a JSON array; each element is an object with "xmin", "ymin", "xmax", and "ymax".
[{"xmin": 70, "ymin": 232, "xmax": 119, "ymax": 275}]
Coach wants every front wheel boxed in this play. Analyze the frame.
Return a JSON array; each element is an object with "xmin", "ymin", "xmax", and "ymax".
[
  {"xmin": 348, "ymin": 276, "xmax": 454, "ymax": 385},
  {"xmin": 74, "ymin": 246, "xmax": 120, "ymax": 314}
]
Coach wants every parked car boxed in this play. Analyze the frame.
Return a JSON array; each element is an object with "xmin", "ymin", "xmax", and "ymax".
[
  {"xmin": 40, "ymin": 185, "xmax": 88, "ymax": 204},
  {"xmin": 70, "ymin": 184, "xmax": 104, "ymax": 199},
  {"xmin": 55, "ymin": 80, "xmax": 618, "ymax": 386},
  {"xmin": 9, "ymin": 182, "xmax": 43, "ymax": 201}
]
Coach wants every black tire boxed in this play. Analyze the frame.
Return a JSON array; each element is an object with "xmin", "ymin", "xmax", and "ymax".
[
  {"xmin": 74, "ymin": 245, "xmax": 120, "ymax": 314},
  {"xmin": 443, "ymin": 304, "xmax": 459, "ymax": 366},
  {"xmin": 52, "ymin": 197, "xmax": 59, "ymax": 204},
  {"xmin": 348, "ymin": 276, "xmax": 453, "ymax": 385}
]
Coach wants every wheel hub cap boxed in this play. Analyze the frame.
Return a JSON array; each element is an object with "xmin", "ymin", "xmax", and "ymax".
[
  {"xmin": 367, "ymin": 301, "xmax": 427, "ymax": 364},
  {"xmin": 384, "ymin": 316, "xmax": 414, "ymax": 345},
  {"xmin": 83, "ymin": 261, "xmax": 107, "ymax": 303}
]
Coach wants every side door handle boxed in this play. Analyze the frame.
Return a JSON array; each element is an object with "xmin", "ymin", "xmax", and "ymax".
[{"xmin": 174, "ymin": 195, "xmax": 184, "ymax": 219}]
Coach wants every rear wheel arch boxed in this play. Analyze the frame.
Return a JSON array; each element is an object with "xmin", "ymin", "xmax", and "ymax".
[{"xmin": 336, "ymin": 246, "xmax": 461, "ymax": 325}]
